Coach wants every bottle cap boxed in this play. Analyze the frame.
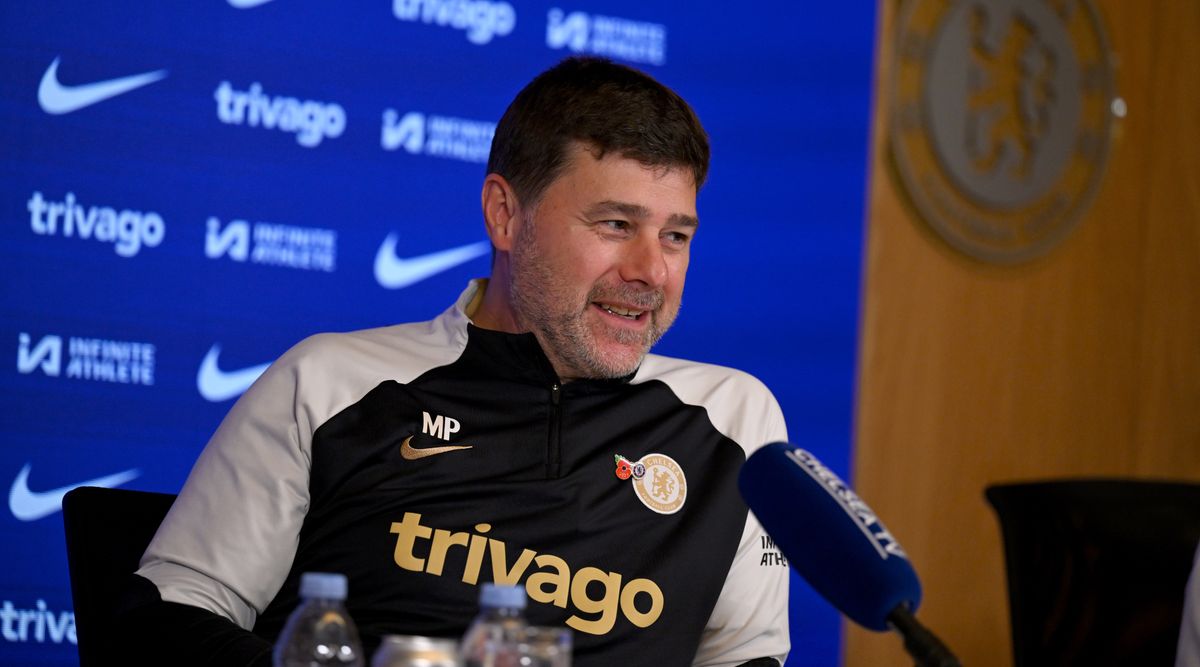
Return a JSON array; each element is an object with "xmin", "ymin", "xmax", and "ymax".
[
  {"xmin": 299, "ymin": 572, "xmax": 348, "ymax": 600},
  {"xmin": 479, "ymin": 583, "xmax": 526, "ymax": 610}
]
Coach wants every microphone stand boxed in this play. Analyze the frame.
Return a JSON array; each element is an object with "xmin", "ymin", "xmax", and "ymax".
[{"xmin": 886, "ymin": 606, "xmax": 962, "ymax": 667}]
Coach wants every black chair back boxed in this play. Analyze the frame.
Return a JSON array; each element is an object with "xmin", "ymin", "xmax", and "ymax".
[
  {"xmin": 62, "ymin": 485, "xmax": 176, "ymax": 667},
  {"xmin": 986, "ymin": 479, "xmax": 1200, "ymax": 667}
]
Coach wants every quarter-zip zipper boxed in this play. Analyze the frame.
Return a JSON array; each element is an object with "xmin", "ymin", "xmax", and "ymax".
[{"xmin": 547, "ymin": 383, "xmax": 562, "ymax": 479}]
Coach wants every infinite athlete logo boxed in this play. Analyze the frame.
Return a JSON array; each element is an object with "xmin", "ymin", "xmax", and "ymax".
[
  {"xmin": 17, "ymin": 332, "xmax": 156, "ymax": 386},
  {"xmin": 381, "ymin": 110, "xmax": 496, "ymax": 164},
  {"xmin": 546, "ymin": 9, "xmax": 667, "ymax": 66},
  {"xmin": 206, "ymin": 217, "xmax": 337, "ymax": 272},
  {"xmin": 890, "ymin": 0, "xmax": 1116, "ymax": 262},
  {"xmin": 17, "ymin": 334, "xmax": 61, "ymax": 377}
]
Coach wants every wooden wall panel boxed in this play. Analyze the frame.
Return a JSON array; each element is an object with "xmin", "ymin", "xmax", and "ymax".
[{"xmin": 847, "ymin": 1, "xmax": 1200, "ymax": 666}]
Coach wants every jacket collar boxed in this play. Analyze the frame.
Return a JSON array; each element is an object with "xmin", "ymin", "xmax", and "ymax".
[{"xmin": 444, "ymin": 280, "xmax": 638, "ymax": 390}]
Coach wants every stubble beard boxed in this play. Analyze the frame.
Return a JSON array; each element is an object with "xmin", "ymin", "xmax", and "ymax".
[{"xmin": 508, "ymin": 215, "xmax": 676, "ymax": 380}]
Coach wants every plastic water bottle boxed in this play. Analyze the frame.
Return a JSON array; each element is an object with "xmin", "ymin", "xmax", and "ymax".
[
  {"xmin": 274, "ymin": 572, "xmax": 365, "ymax": 666},
  {"xmin": 459, "ymin": 584, "xmax": 527, "ymax": 667},
  {"xmin": 371, "ymin": 635, "xmax": 460, "ymax": 667}
]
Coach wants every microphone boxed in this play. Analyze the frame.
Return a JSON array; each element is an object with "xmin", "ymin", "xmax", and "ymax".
[{"xmin": 738, "ymin": 442, "xmax": 960, "ymax": 667}]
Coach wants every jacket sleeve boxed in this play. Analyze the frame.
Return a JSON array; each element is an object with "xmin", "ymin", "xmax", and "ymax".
[
  {"xmin": 1178, "ymin": 544, "xmax": 1200, "ymax": 667},
  {"xmin": 116, "ymin": 573, "xmax": 273, "ymax": 667},
  {"xmin": 133, "ymin": 338, "xmax": 326, "ymax": 636},
  {"xmin": 693, "ymin": 374, "xmax": 791, "ymax": 667}
]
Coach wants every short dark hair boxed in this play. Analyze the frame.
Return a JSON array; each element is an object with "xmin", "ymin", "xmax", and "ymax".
[{"xmin": 487, "ymin": 57, "xmax": 710, "ymax": 207}]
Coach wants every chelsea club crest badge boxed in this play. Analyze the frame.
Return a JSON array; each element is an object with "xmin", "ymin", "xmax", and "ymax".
[{"xmin": 614, "ymin": 453, "xmax": 687, "ymax": 515}]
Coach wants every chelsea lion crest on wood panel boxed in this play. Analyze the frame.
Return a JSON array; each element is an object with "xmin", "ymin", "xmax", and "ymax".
[{"xmin": 890, "ymin": 0, "xmax": 1118, "ymax": 263}]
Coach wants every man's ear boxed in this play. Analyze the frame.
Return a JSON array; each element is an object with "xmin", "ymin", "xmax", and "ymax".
[{"xmin": 481, "ymin": 173, "xmax": 520, "ymax": 252}]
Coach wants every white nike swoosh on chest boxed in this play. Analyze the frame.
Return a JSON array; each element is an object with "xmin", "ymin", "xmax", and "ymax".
[
  {"xmin": 374, "ymin": 235, "xmax": 490, "ymax": 289},
  {"xmin": 196, "ymin": 345, "xmax": 272, "ymax": 402},
  {"xmin": 9, "ymin": 463, "xmax": 141, "ymax": 521},
  {"xmin": 38, "ymin": 57, "xmax": 167, "ymax": 115}
]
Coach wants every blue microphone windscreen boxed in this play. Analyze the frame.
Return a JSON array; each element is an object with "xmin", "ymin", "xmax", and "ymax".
[{"xmin": 738, "ymin": 442, "xmax": 921, "ymax": 631}]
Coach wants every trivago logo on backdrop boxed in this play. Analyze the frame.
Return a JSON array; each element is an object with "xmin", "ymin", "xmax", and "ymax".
[
  {"xmin": 214, "ymin": 81, "xmax": 346, "ymax": 148},
  {"xmin": 27, "ymin": 191, "xmax": 166, "ymax": 258},
  {"xmin": 0, "ymin": 599, "xmax": 76, "ymax": 646},
  {"xmin": 391, "ymin": 0, "xmax": 516, "ymax": 45}
]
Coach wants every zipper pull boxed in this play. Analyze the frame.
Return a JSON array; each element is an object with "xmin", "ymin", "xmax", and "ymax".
[{"xmin": 550, "ymin": 383, "xmax": 561, "ymax": 405}]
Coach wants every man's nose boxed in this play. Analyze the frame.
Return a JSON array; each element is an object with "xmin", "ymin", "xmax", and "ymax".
[{"xmin": 618, "ymin": 232, "xmax": 669, "ymax": 287}]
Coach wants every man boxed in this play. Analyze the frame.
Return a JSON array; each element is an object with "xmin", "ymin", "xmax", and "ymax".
[{"xmin": 126, "ymin": 57, "xmax": 789, "ymax": 666}]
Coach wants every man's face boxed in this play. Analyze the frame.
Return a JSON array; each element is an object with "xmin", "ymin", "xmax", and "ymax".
[{"xmin": 508, "ymin": 144, "xmax": 698, "ymax": 380}]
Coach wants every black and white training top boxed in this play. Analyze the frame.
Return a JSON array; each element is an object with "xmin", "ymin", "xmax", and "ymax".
[{"xmin": 138, "ymin": 281, "xmax": 790, "ymax": 666}]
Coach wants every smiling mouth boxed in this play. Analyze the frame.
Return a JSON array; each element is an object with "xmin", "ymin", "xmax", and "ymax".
[{"xmin": 595, "ymin": 302, "xmax": 646, "ymax": 321}]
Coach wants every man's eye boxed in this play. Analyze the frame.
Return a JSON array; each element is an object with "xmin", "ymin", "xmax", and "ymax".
[
  {"xmin": 603, "ymin": 220, "xmax": 630, "ymax": 231},
  {"xmin": 664, "ymin": 231, "xmax": 690, "ymax": 246}
]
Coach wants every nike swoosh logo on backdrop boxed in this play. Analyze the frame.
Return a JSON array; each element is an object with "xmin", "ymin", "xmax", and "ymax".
[
  {"xmin": 228, "ymin": 0, "xmax": 278, "ymax": 7},
  {"xmin": 9, "ymin": 463, "xmax": 140, "ymax": 521},
  {"xmin": 374, "ymin": 235, "xmax": 490, "ymax": 289},
  {"xmin": 38, "ymin": 57, "xmax": 167, "ymax": 115},
  {"xmin": 399, "ymin": 435, "xmax": 473, "ymax": 460},
  {"xmin": 197, "ymin": 345, "xmax": 271, "ymax": 402}
]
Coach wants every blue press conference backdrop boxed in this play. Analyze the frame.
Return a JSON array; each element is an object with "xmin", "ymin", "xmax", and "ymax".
[{"xmin": 1, "ymin": 1, "xmax": 875, "ymax": 664}]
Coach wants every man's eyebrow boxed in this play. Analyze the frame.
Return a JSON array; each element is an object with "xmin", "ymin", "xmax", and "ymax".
[
  {"xmin": 668, "ymin": 213, "xmax": 699, "ymax": 229},
  {"xmin": 586, "ymin": 200, "xmax": 699, "ymax": 228},
  {"xmin": 586, "ymin": 200, "xmax": 650, "ymax": 219}
]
